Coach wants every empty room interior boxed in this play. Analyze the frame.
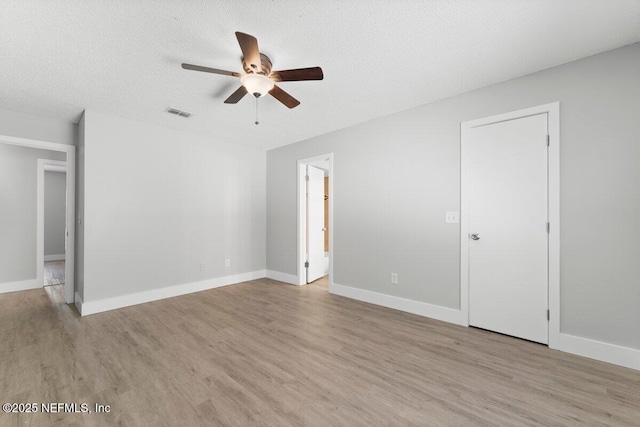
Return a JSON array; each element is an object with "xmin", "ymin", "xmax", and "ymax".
[{"xmin": 1, "ymin": 1, "xmax": 639, "ymax": 425}]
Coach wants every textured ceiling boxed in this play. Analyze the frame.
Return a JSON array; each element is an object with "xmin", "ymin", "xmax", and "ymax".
[{"xmin": 1, "ymin": 1, "xmax": 639, "ymax": 150}]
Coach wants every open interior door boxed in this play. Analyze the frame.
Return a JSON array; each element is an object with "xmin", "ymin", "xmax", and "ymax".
[{"xmin": 306, "ymin": 165, "xmax": 325, "ymax": 283}]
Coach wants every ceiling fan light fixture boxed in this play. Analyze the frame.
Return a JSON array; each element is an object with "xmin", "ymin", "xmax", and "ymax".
[
  {"xmin": 181, "ymin": 32, "xmax": 321, "ymax": 108},
  {"xmin": 241, "ymin": 73, "xmax": 274, "ymax": 98}
]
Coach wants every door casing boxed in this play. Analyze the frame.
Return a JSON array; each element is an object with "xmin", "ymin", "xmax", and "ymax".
[{"xmin": 460, "ymin": 102, "xmax": 560, "ymax": 349}]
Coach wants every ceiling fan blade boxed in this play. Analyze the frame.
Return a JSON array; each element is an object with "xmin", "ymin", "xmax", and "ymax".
[
  {"xmin": 269, "ymin": 84, "xmax": 300, "ymax": 109},
  {"xmin": 235, "ymin": 32, "xmax": 262, "ymax": 72},
  {"xmin": 181, "ymin": 63, "xmax": 240, "ymax": 77},
  {"xmin": 271, "ymin": 67, "xmax": 324, "ymax": 82},
  {"xmin": 224, "ymin": 86, "xmax": 248, "ymax": 104}
]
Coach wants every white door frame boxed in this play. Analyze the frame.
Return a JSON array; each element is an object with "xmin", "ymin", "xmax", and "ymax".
[
  {"xmin": 1, "ymin": 135, "xmax": 76, "ymax": 304},
  {"xmin": 460, "ymin": 102, "xmax": 560, "ymax": 349},
  {"xmin": 297, "ymin": 153, "xmax": 333, "ymax": 287}
]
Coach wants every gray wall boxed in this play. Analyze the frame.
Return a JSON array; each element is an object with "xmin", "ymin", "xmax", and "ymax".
[
  {"xmin": 44, "ymin": 171, "xmax": 66, "ymax": 257},
  {"xmin": 0, "ymin": 108, "xmax": 77, "ymax": 146},
  {"xmin": 80, "ymin": 110, "xmax": 266, "ymax": 302},
  {"xmin": 0, "ymin": 144, "xmax": 65, "ymax": 283},
  {"xmin": 266, "ymin": 43, "xmax": 640, "ymax": 350}
]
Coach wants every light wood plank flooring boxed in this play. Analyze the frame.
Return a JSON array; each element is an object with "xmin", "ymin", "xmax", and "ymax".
[
  {"xmin": 44, "ymin": 260, "xmax": 65, "ymax": 286},
  {"xmin": 1, "ymin": 277, "xmax": 638, "ymax": 426}
]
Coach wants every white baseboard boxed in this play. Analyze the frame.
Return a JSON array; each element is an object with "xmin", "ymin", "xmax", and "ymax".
[
  {"xmin": 330, "ymin": 282, "xmax": 462, "ymax": 325},
  {"xmin": 329, "ymin": 283, "xmax": 638, "ymax": 371},
  {"xmin": 74, "ymin": 291, "xmax": 83, "ymax": 314},
  {"xmin": 557, "ymin": 332, "xmax": 640, "ymax": 371},
  {"xmin": 0, "ymin": 279, "xmax": 41, "ymax": 294},
  {"xmin": 266, "ymin": 270, "xmax": 299, "ymax": 285},
  {"xmin": 44, "ymin": 254, "xmax": 65, "ymax": 262},
  {"xmin": 79, "ymin": 270, "xmax": 266, "ymax": 316}
]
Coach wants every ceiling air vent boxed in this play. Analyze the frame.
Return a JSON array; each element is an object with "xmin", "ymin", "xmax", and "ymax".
[{"xmin": 166, "ymin": 107, "xmax": 192, "ymax": 118}]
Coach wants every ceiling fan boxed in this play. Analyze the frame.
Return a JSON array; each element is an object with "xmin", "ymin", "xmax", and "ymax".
[{"xmin": 182, "ymin": 32, "xmax": 323, "ymax": 110}]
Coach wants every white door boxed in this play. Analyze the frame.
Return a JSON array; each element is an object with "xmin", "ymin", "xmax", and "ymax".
[
  {"xmin": 468, "ymin": 113, "xmax": 549, "ymax": 344},
  {"xmin": 306, "ymin": 165, "xmax": 325, "ymax": 283}
]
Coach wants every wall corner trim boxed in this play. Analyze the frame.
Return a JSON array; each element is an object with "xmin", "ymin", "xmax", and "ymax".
[
  {"xmin": 556, "ymin": 333, "xmax": 640, "ymax": 371},
  {"xmin": 74, "ymin": 291, "xmax": 83, "ymax": 315},
  {"xmin": 79, "ymin": 270, "xmax": 266, "ymax": 316},
  {"xmin": 330, "ymin": 282, "xmax": 463, "ymax": 326},
  {"xmin": 266, "ymin": 270, "xmax": 299, "ymax": 285}
]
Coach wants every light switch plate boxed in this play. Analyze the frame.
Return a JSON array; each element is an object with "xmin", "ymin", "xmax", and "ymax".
[{"xmin": 445, "ymin": 211, "xmax": 459, "ymax": 224}]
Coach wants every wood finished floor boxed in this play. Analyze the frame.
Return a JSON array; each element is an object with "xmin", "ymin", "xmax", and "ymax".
[
  {"xmin": 1, "ymin": 277, "xmax": 639, "ymax": 426},
  {"xmin": 44, "ymin": 260, "xmax": 65, "ymax": 286}
]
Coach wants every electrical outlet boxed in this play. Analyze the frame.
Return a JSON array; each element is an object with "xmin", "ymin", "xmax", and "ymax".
[
  {"xmin": 445, "ymin": 211, "xmax": 459, "ymax": 224},
  {"xmin": 224, "ymin": 259, "xmax": 230, "ymax": 267},
  {"xmin": 391, "ymin": 272, "xmax": 398, "ymax": 284},
  {"xmin": 199, "ymin": 263, "xmax": 205, "ymax": 271}
]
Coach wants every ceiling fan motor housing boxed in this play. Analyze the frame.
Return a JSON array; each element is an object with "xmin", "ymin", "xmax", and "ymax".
[{"xmin": 242, "ymin": 53, "xmax": 273, "ymax": 76}]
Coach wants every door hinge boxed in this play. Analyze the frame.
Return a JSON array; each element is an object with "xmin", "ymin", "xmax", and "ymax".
[
  {"xmin": 547, "ymin": 309, "xmax": 550, "ymax": 321},
  {"xmin": 304, "ymin": 261, "xmax": 309, "ymax": 268},
  {"xmin": 305, "ymin": 175, "xmax": 309, "ymax": 181},
  {"xmin": 546, "ymin": 222, "xmax": 550, "ymax": 233},
  {"xmin": 546, "ymin": 135, "xmax": 550, "ymax": 146}
]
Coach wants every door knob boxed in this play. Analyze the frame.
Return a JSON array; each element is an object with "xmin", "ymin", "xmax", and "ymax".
[{"xmin": 470, "ymin": 233, "xmax": 480, "ymax": 240}]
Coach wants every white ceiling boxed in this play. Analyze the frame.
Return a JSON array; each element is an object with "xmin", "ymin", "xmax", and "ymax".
[{"xmin": 1, "ymin": 1, "xmax": 639, "ymax": 150}]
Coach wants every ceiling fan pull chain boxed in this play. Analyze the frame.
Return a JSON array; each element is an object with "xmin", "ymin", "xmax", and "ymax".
[{"xmin": 255, "ymin": 97, "xmax": 259, "ymax": 125}]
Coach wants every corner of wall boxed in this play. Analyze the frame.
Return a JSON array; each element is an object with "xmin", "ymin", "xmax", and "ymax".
[{"xmin": 75, "ymin": 112, "xmax": 85, "ymax": 302}]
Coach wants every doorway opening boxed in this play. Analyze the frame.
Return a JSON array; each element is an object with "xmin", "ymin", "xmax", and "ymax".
[
  {"xmin": 0, "ymin": 135, "xmax": 76, "ymax": 304},
  {"xmin": 42, "ymin": 165, "xmax": 67, "ymax": 303},
  {"xmin": 37, "ymin": 159, "xmax": 72, "ymax": 303},
  {"xmin": 297, "ymin": 153, "xmax": 333, "ymax": 287}
]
